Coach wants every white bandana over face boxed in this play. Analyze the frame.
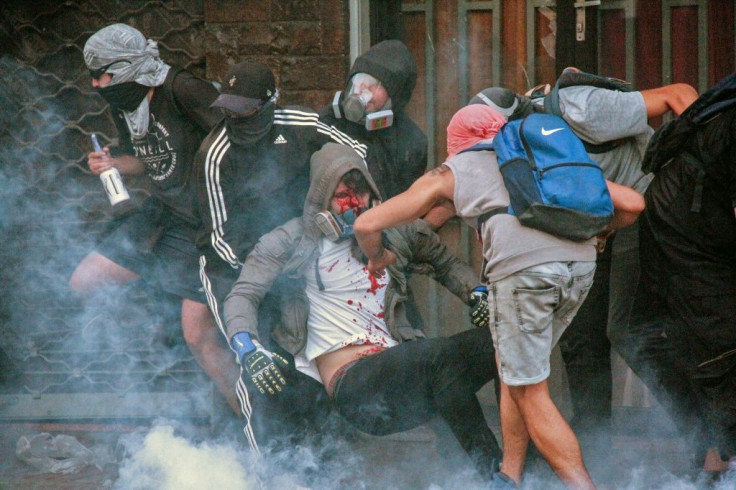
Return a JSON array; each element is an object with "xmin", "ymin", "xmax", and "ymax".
[{"xmin": 84, "ymin": 23, "xmax": 171, "ymax": 138}]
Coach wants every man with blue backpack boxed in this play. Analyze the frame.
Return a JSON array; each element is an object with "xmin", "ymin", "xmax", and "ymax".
[
  {"xmin": 469, "ymin": 70, "xmax": 700, "ymax": 471},
  {"xmin": 353, "ymin": 103, "xmax": 645, "ymax": 489}
]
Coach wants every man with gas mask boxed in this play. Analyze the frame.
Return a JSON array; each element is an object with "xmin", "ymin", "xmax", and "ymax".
[
  {"xmin": 319, "ymin": 40, "xmax": 427, "ymax": 201},
  {"xmin": 224, "ymin": 143, "xmax": 502, "ymax": 484},
  {"xmin": 69, "ymin": 23, "xmax": 241, "ymax": 415},
  {"xmin": 319, "ymin": 41, "xmax": 437, "ymax": 420},
  {"xmin": 194, "ymin": 61, "xmax": 368, "ymax": 456}
]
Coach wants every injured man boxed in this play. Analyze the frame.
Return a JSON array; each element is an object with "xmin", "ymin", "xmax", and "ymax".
[{"xmin": 223, "ymin": 142, "xmax": 502, "ymax": 483}]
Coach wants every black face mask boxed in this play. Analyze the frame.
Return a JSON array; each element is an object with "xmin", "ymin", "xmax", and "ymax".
[
  {"xmin": 225, "ymin": 102, "xmax": 275, "ymax": 147},
  {"xmin": 97, "ymin": 81, "xmax": 150, "ymax": 112}
]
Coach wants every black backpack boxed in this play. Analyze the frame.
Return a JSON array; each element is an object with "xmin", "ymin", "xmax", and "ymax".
[
  {"xmin": 163, "ymin": 65, "xmax": 222, "ymax": 116},
  {"xmin": 641, "ymin": 72, "xmax": 736, "ymax": 215},
  {"xmin": 642, "ymin": 71, "xmax": 736, "ymax": 175}
]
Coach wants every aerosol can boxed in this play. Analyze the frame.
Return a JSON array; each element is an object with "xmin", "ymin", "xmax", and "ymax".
[{"xmin": 91, "ymin": 133, "xmax": 130, "ymax": 206}]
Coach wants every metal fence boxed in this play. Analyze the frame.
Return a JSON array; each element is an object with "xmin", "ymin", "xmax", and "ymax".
[{"xmin": 0, "ymin": 0, "xmax": 215, "ymax": 422}]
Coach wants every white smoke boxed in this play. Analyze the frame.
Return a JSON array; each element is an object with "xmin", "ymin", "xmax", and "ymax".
[{"xmin": 114, "ymin": 424, "xmax": 260, "ymax": 490}]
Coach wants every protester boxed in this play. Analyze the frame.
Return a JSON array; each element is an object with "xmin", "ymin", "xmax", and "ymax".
[
  {"xmin": 318, "ymin": 39, "xmax": 434, "ymax": 375},
  {"xmin": 194, "ymin": 61, "xmax": 367, "ymax": 453},
  {"xmin": 223, "ymin": 142, "xmax": 501, "ymax": 482},
  {"xmin": 319, "ymin": 39, "xmax": 427, "ymax": 200},
  {"xmin": 353, "ymin": 104, "xmax": 645, "ymax": 488},
  {"xmin": 468, "ymin": 73, "xmax": 699, "ymax": 465},
  {"xmin": 68, "ymin": 23, "xmax": 239, "ymax": 413},
  {"xmin": 633, "ymin": 73, "xmax": 736, "ymax": 475}
]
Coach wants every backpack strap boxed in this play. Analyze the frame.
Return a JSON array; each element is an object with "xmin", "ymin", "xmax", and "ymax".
[
  {"xmin": 458, "ymin": 143, "xmax": 495, "ymax": 154},
  {"xmin": 543, "ymin": 70, "xmax": 633, "ymax": 154},
  {"xmin": 680, "ymin": 130, "xmax": 716, "ymax": 214},
  {"xmin": 162, "ymin": 65, "xmax": 186, "ymax": 115},
  {"xmin": 474, "ymin": 208, "xmax": 509, "ymax": 234}
]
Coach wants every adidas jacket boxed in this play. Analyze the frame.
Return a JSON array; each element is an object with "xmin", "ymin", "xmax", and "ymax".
[{"xmin": 195, "ymin": 106, "xmax": 367, "ymax": 273}]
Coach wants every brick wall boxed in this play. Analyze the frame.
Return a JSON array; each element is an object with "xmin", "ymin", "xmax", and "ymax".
[{"xmin": 203, "ymin": 0, "xmax": 350, "ymax": 110}]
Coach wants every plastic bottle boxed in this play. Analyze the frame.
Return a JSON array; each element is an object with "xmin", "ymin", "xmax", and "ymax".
[{"xmin": 91, "ymin": 133, "xmax": 130, "ymax": 206}]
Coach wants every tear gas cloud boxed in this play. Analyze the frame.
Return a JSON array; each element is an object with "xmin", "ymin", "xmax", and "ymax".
[
  {"xmin": 115, "ymin": 424, "xmax": 258, "ymax": 490},
  {"xmin": 0, "ymin": 53, "xmax": 208, "ymax": 418},
  {"xmin": 1, "ymin": 48, "xmax": 735, "ymax": 490}
]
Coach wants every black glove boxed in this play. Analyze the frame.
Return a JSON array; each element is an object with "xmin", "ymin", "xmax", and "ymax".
[
  {"xmin": 231, "ymin": 332, "xmax": 289, "ymax": 395},
  {"xmin": 469, "ymin": 285, "xmax": 490, "ymax": 328}
]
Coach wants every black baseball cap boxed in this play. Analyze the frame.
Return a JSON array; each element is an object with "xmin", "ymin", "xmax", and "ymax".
[{"xmin": 211, "ymin": 61, "xmax": 276, "ymax": 114}]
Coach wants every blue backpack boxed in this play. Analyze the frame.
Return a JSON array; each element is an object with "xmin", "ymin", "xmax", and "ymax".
[{"xmin": 462, "ymin": 113, "xmax": 613, "ymax": 241}]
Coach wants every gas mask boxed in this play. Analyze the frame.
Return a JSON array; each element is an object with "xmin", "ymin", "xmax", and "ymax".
[
  {"xmin": 315, "ymin": 208, "xmax": 361, "ymax": 242},
  {"xmin": 315, "ymin": 198, "xmax": 379, "ymax": 242},
  {"xmin": 224, "ymin": 91, "xmax": 278, "ymax": 147},
  {"xmin": 332, "ymin": 73, "xmax": 394, "ymax": 131}
]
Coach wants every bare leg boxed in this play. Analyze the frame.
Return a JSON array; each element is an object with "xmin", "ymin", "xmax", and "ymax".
[
  {"xmin": 69, "ymin": 251, "xmax": 139, "ymax": 294},
  {"xmin": 497, "ymin": 370, "xmax": 529, "ymax": 484},
  {"xmin": 181, "ymin": 298, "xmax": 241, "ymax": 414},
  {"xmin": 508, "ymin": 380, "xmax": 595, "ymax": 490}
]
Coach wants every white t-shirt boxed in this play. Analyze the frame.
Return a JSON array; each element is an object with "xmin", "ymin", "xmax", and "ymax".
[{"xmin": 304, "ymin": 238, "xmax": 398, "ymax": 361}]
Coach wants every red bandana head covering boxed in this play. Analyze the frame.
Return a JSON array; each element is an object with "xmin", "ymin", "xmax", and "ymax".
[{"xmin": 446, "ymin": 104, "xmax": 506, "ymax": 157}]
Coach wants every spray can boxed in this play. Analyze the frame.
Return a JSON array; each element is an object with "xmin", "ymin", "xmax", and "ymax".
[{"xmin": 91, "ymin": 133, "xmax": 130, "ymax": 206}]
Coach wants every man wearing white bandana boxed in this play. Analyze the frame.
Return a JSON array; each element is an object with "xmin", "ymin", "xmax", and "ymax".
[{"xmin": 69, "ymin": 23, "xmax": 241, "ymax": 415}]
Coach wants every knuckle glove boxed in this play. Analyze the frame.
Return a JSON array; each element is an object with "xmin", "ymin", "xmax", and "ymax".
[
  {"xmin": 243, "ymin": 345, "xmax": 288, "ymax": 396},
  {"xmin": 470, "ymin": 286, "xmax": 490, "ymax": 328}
]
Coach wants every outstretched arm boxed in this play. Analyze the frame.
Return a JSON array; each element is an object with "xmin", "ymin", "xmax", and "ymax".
[
  {"xmin": 354, "ymin": 164, "xmax": 456, "ymax": 274},
  {"xmin": 641, "ymin": 83, "xmax": 698, "ymax": 118}
]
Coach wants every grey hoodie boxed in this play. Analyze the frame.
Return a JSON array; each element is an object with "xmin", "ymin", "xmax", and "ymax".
[{"xmin": 223, "ymin": 143, "xmax": 477, "ymax": 355}]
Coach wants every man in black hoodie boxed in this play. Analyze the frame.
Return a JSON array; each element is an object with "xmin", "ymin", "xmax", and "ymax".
[{"xmin": 319, "ymin": 40, "xmax": 428, "ymax": 200}]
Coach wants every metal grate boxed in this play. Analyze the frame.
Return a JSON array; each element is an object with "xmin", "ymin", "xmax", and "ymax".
[{"xmin": 0, "ymin": 0, "xmax": 213, "ymax": 422}]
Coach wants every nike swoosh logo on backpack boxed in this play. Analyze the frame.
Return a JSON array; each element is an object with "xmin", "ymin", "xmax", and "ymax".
[{"xmin": 541, "ymin": 127, "xmax": 564, "ymax": 136}]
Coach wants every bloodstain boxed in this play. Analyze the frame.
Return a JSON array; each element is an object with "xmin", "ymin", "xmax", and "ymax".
[
  {"xmin": 321, "ymin": 259, "xmax": 339, "ymax": 272},
  {"xmin": 374, "ymin": 312, "xmax": 385, "ymax": 319},
  {"xmin": 347, "ymin": 300, "xmax": 354, "ymax": 305},
  {"xmin": 366, "ymin": 274, "xmax": 385, "ymax": 295},
  {"xmin": 335, "ymin": 190, "xmax": 361, "ymax": 213}
]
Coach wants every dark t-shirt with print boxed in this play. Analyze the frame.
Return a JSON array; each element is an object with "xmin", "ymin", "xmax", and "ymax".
[{"xmin": 113, "ymin": 67, "xmax": 222, "ymax": 225}]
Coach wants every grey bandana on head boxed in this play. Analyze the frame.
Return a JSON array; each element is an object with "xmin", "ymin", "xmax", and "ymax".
[{"xmin": 84, "ymin": 23, "xmax": 171, "ymax": 138}]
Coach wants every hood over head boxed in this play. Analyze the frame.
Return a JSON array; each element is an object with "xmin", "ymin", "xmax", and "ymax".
[
  {"xmin": 303, "ymin": 143, "xmax": 381, "ymax": 225},
  {"xmin": 347, "ymin": 40, "xmax": 417, "ymax": 112},
  {"xmin": 285, "ymin": 143, "xmax": 380, "ymax": 274}
]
